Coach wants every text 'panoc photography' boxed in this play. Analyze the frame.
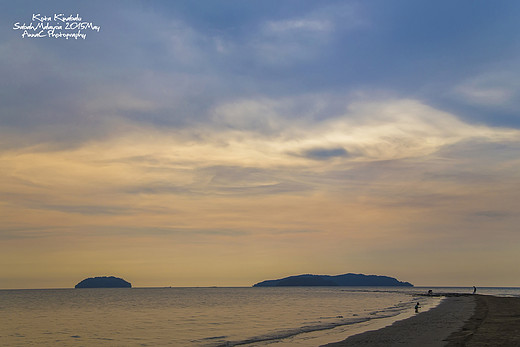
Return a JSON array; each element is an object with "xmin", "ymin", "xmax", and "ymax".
[{"xmin": 2, "ymin": 1, "xmax": 520, "ymax": 346}]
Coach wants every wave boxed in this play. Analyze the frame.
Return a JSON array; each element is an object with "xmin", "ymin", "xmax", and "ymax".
[{"xmin": 199, "ymin": 303, "xmax": 412, "ymax": 347}]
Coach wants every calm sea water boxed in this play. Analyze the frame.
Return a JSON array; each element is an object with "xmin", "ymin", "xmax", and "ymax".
[{"xmin": 0, "ymin": 286, "xmax": 518, "ymax": 346}]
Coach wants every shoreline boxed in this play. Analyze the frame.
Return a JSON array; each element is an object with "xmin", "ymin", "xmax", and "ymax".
[
  {"xmin": 262, "ymin": 294, "xmax": 443, "ymax": 346},
  {"xmin": 322, "ymin": 294, "xmax": 520, "ymax": 346},
  {"xmin": 321, "ymin": 294, "xmax": 475, "ymax": 347}
]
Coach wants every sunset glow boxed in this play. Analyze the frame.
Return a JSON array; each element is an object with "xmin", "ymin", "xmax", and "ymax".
[{"xmin": 2, "ymin": 1, "xmax": 520, "ymax": 289}]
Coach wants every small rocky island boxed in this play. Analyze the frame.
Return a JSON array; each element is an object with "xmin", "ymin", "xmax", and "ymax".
[
  {"xmin": 253, "ymin": 273, "xmax": 413, "ymax": 287},
  {"xmin": 75, "ymin": 276, "xmax": 132, "ymax": 288}
]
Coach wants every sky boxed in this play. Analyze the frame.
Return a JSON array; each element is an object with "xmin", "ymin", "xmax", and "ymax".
[{"xmin": 1, "ymin": 0, "xmax": 520, "ymax": 289}]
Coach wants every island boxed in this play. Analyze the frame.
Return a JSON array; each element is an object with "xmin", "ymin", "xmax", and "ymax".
[
  {"xmin": 75, "ymin": 276, "xmax": 132, "ymax": 288},
  {"xmin": 253, "ymin": 273, "xmax": 413, "ymax": 287}
]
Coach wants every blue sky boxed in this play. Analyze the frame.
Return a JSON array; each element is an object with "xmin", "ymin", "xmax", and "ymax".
[{"xmin": 1, "ymin": 1, "xmax": 520, "ymax": 288}]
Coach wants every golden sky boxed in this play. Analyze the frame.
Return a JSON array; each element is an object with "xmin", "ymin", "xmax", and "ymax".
[{"xmin": 2, "ymin": 1, "xmax": 520, "ymax": 288}]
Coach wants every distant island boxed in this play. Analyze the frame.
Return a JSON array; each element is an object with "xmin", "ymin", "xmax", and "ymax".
[
  {"xmin": 75, "ymin": 276, "xmax": 132, "ymax": 288},
  {"xmin": 253, "ymin": 273, "xmax": 413, "ymax": 287}
]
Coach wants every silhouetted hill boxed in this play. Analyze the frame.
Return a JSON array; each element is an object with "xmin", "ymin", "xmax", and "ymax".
[
  {"xmin": 253, "ymin": 273, "xmax": 413, "ymax": 287},
  {"xmin": 75, "ymin": 276, "xmax": 131, "ymax": 288}
]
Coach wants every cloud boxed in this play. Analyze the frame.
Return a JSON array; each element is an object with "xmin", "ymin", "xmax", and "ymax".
[
  {"xmin": 472, "ymin": 211, "xmax": 510, "ymax": 219},
  {"xmin": 2, "ymin": 95, "xmax": 519, "ymax": 222},
  {"xmin": 3, "ymin": 0, "xmax": 519, "ymax": 155},
  {"xmin": 266, "ymin": 19, "xmax": 331, "ymax": 33},
  {"xmin": 2, "ymin": 1, "xmax": 520, "ymax": 287},
  {"xmin": 300, "ymin": 147, "xmax": 349, "ymax": 160},
  {"xmin": 453, "ymin": 71, "xmax": 519, "ymax": 106},
  {"xmin": 209, "ymin": 96, "xmax": 520, "ymax": 164},
  {"xmin": 251, "ymin": 4, "xmax": 362, "ymax": 66}
]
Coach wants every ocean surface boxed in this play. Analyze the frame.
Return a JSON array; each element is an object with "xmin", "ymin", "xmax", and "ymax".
[{"xmin": 1, "ymin": 286, "xmax": 518, "ymax": 346}]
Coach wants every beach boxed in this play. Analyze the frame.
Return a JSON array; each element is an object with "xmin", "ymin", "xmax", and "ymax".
[
  {"xmin": 323, "ymin": 294, "xmax": 520, "ymax": 346},
  {"xmin": 447, "ymin": 295, "xmax": 520, "ymax": 346}
]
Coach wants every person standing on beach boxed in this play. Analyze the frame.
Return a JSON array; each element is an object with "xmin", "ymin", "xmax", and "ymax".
[{"xmin": 415, "ymin": 302, "xmax": 420, "ymax": 313}]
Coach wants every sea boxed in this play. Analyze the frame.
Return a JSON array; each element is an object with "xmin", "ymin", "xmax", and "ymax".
[{"xmin": 1, "ymin": 286, "xmax": 519, "ymax": 346}]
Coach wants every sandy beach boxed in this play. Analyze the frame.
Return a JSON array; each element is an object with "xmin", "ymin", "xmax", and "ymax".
[
  {"xmin": 323, "ymin": 294, "xmax": 520, "ymax": 347},
  {"xmin": 447, "ymin": 295, "xmax": 520, "ymax": 346}
]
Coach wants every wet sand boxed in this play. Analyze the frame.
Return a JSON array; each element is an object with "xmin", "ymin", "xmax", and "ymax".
[
  {"xmin": 446, "ymin": 295, "xmax": 520, "ymax": 346},
  {"xmin": 323, "ymin": 294, "xmax": 520, "ymax": 346},
  {"xmin": 322, "ymin": 294, "xmax": 474, "ymax": 347}
]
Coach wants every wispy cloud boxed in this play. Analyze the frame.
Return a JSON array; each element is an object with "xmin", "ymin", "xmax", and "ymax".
[
  {"xmin": 2, "ymin": 1, "xmax": 520, "ymax": 287},
  {"xmin": 453, "ymin": 71, "xmax": 519, "ymax": 106},
  {"xmin": 300, "ymin": 147, "xmax": 349, "ymax": 160}
]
